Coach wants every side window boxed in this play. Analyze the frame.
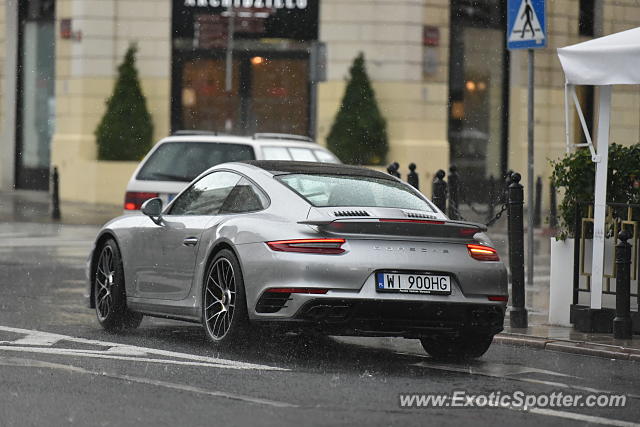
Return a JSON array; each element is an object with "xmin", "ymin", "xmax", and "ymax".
[
  {"xmin": 313, "ymin": 149, "xmax": 339, "ymax": 164},
  {"xmin": 220, "ymin": 178, "xmax": 269, "ymax": 214},
  {"xmin": 169, "ymin": 171, "xmax": 241, "ymax": 215},
  {"xmin": 288, "ymin": 147, "xmax": 316, "ymax": 161},
  {"xmin": 262, "ymin": 146, "xmax": 292, "ymax": 160}
]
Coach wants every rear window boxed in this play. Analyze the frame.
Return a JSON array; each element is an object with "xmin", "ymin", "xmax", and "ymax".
[
  {"xmin": 277, "ymin": 174, "xmax": 436, "ymax": 212},
  {"xmin": 137, "ymin": 142, "xmax": 255, "ymax": 182}
]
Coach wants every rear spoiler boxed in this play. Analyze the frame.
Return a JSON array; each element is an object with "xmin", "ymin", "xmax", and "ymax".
[{"xmin": 298, "ymin": 217, "xmax": 487, "ymax": 234}]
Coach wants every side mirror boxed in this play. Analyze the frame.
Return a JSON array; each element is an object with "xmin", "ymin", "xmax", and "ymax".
[{"xmin": 141, "ymin": 197, "xmax": 163, "ymax": 225}]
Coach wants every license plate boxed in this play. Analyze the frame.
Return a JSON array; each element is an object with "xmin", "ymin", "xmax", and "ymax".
[{"xmin": 375, "ymin": 272, "xmax": 451, "ymax": 295}]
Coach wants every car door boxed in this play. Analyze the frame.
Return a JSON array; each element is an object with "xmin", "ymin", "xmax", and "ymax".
[{"xmin": 133, "ymin": 171, "xmax": 241, "ymax": 300}]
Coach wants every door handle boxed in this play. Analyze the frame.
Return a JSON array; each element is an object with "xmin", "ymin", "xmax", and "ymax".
[{"xmin": 183, "ymin": 237, "xmax": 199, "ymax": 247}]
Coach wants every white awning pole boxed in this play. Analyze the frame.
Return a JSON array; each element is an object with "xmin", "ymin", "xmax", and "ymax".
[
  {"xmin": 564, "ymin": 83, "xmax": 571, "ymax": 153},
  {"xmin": 590, "ymin": 85, "xmax": 612, "ymax": 310}
]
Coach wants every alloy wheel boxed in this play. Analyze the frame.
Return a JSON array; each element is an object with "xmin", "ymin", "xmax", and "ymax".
[
  {"xmin": 204, "ymin": 257, "xmax": 237, "ymax": 340},
  {"xmin": 95, "ymin": 245, "xmax": 115, "ymax": 321}
]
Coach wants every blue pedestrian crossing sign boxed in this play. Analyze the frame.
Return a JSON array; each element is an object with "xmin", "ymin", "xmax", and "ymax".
[{"xmin": 507, "ymin": 0, "xmax": 546, "ymax": 50}]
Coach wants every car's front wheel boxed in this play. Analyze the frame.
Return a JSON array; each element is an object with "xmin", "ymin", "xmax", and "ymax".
[
  {"xmin": 420, "ymin": 332, "xmax": 494, "ymax": 360},
  {"xmin": 94, "ymin": 239, "xmax": 143, "ymax": 331},
  {"xmin": 202, "ymin": 249, "xmax": 250, "ymax": 347}
]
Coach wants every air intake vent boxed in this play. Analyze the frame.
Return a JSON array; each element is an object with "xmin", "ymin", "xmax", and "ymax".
[
  {"xmin": 334, "ymin": 210, "xmax": 370, "ymax": 217},
  {"xmin": 256, "ymin": 291, "xmax": 292, "ymax": 313},
  {"xmin": 405, "ymin": 211, "xmax": 436, "ymax": 219}
]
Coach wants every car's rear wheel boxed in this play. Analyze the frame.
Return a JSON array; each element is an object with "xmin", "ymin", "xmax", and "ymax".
[
  {"xmin": 420, "ymin": 332, "xmax": 494, "ymax": 360},
  {"xmin": 94, "ymin": 239, "xmax": 143, "ymax": 331},
  {"xmin": 202, "ymin": 249, "xmax": 250, "ymax": 346}
]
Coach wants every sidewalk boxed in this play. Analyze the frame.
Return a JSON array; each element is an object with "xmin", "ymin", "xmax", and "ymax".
[
  {"xmin": 498, "ymin": 315, "xmax": 640, "ymax": 362},
  {"xmin": 1, "ymin": 190, "xmax": 637, "ymax": 360},
  {"xmin": 0, "ymin": 190, "xmax": 120, "ymax": 226}
]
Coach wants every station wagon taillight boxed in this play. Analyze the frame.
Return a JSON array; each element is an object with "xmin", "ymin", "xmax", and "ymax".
[
  {"xmin": 467, "ymin": 244, "xmax": 500, "ymax": 261},
  {"xmin": 124, "ymin": 192, "xmax": 159, "ymax": 210},
  {"xmin": 266, "ymin": 238, "xmax": 346, "ymax": 254}
]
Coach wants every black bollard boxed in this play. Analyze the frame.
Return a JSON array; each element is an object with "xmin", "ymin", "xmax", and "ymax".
[
  {"xmin": 508, "ymin": 172, "xmax": 528, "ymax": 328},
  {"xmin": 448, "ymin": 165, "xmax": 459, "ymax": 220},
  {"xmin": 387, "ymin": 163, "xmax": 396, "ymax": 176},
  {"xmin": 387, "ymin": 162, "xmax": 401, "ymax": 179},
  {"xmin": 534, "ymin": 176, "xmax": 542, "ymax": 228},
  {"xmin": 51, "ymin": 166, "xmax": 61, "ymax": 220},
  {"xmin": 613, "ymin": 230, "xmax": 633, "ymax": 339},
  {"xmin": 488, "ymin": 175, "xmax": 496, "ymax": 221},
  {"xmin": 432, "ymin": 169, "xmax": 447, "ymax": 212},
  {"xmin": 392, "ymin": 162, "xmax": 401, "ymax": 179},
  {"xmin": 407, "ymin": 163, "xmax": 419, "ymax": 190},
  {"xmin": 549, "ymin": 182, "xmax": 558, "ymax": 229}
]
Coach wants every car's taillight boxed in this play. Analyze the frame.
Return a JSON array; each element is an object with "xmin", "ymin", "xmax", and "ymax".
[
  {"xmin": 488, "ymin": 295, "xmax": 508, "ymax": 302},
  {"xmin": 124, "ymin": 192, "xmax": 159, "ymax": 210},
  {"xmin": 467, "ymin": 244, "xmax": 500, "ymax": 261},
  {"xmin": 266, "ymin": 238, "xmax": 346, "ymax": 254}
]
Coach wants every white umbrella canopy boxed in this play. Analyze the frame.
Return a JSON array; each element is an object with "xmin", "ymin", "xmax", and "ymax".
[
  {"xmin": 557, "ymin": 26, "xmax": 640, "ymax": 85},
  {"xmin": 556, "ymin": 27, "xmax": 640, "ymax": 311}
]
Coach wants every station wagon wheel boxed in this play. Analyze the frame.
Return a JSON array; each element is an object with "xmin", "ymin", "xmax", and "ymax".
[
  {"xmin": 203, "ymin": 249, "xmax": 250, "ymax": 345},
  {"xmin": 94, "ymin": 239, "xmax": 143, "ymax": 331}
]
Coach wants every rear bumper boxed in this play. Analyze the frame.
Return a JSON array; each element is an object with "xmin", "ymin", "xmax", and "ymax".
[{"xmin": 258, "ymin": 299, "xmax": 505, "ymax": 339}]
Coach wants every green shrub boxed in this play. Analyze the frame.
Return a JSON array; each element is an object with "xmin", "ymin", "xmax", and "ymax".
[
  {"xmin": 326, "ymin": 53, "xmax": 388, "ymax": 165},
  {"xmin": 550, "ymin": 143, "xmax": 640, "ymax": 239},
  {"xmin": 95, "ymin": 44, "xmax": 153, "ymax": 161}
]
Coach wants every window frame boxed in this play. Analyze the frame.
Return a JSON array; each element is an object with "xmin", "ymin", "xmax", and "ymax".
[{"xmin": 164, "ymin": 169, "xmax": 270, "ymax": 216}]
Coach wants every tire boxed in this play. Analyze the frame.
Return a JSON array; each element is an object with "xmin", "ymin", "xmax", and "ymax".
[
  {"xmin": 420, "ymin": 332, "xmax": 494, "ymax": 360},
  {"xmin": 94, "ymin": 239, "xmax": 143, "ymax": 332},
  {"xmin": 202, "ymin": 249, "xmax": 250, "ymax": 347}
]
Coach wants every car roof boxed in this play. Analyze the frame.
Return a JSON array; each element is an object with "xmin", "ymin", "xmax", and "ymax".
[
  {"xmin": 158, "ymin": 134, "xmax": 329, "ymax": 150},
  {"xmin": 241, "ymin": 160, "xmax": 395, "ymax": 180}
]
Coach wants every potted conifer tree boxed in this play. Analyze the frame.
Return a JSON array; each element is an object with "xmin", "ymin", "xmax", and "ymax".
[
  {"xmin": 327, "ymin": 53, "xmax": 388, "ymax": 165},
  {"xmin": 95, "ymin": 43, "xmax": 153, "ymax": 161}
]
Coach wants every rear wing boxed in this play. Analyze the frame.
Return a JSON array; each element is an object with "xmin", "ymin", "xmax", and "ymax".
[{"xmin": 298, "ymin": 217, "xmax": 487, "ymax": 239}]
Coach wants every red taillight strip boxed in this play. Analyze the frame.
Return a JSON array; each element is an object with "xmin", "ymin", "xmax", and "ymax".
[
  {"xmin": 266, "ymin": 288, "xmax": 329, "ymax": 294},
  {"xmin": 488, "ymin": 295, "xmax": 508, "ymax": 302},
  {"xmin": 467, "ymin": 244, "xmax": 500, "ymax": 261},
  {"xmin": 266, "ymin": 238, "xmax": 346, "ymax": 254},
  {"xmin": 379, "ymin": 219, "xmax": 445, "ymax": 224},
  {"xmin": 124, "ymin": 192, "xmax": 159, "ymax": 210}
]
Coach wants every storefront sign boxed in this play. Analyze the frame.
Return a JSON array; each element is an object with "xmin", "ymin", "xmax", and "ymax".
[
  {"xmin": 173, "ymin": 0, "xmax": 317, "ymax": 46},
  {"xmin": 183, "ymin": 0, "xmax": 308, "ymax": 9}
]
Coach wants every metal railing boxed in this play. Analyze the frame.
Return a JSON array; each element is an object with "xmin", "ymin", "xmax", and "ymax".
[{"xmin": 573, "ymin": 201, "xmax": 640, "ymax": 306}]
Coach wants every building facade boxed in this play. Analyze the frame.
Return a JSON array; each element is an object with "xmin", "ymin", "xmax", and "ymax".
[{"xmin": 0, "ymin": 0, "xmax": 639, "ymax": 206}]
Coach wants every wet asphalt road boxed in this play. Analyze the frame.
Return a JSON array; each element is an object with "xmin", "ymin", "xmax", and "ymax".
[{"xmin": 0, "ymin": 222, "xmax": 638, "ymax": 427}]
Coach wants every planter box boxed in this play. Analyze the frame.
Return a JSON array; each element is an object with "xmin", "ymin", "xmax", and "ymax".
[{"xmin": 549, "ymin": 238, "xmax": 574, "ymax": 326}]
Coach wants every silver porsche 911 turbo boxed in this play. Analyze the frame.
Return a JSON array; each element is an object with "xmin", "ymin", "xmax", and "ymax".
[{"xmin": 87, "ymin": 161, "xmax": 507, "ymax": 359}]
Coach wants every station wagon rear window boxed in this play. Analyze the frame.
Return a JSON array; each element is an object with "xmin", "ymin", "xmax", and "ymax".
[{"xmin": 137, "ymin": 142, "xmax": 255, "ymax": 182}]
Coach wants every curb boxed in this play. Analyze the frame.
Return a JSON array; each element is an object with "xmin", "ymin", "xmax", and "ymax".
[{"xmin": 495, "ymin": 332, "xmax": 640, "ymax": 362}]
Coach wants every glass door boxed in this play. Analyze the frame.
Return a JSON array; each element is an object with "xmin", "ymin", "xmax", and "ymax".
[
  {"xmin": 16, "ymin": 2, "xmax": 55, "ymax": 190},
  {"xmin": 449, "ymin": 0, "xmax": 508, "ymax": 203},
  {"xmin": 180, "ymin": 58, "xmax": 242, "ymax": 133},
  {"xmin": 248, "ymin": 57, "xmax": 309, "ymax": 135}
]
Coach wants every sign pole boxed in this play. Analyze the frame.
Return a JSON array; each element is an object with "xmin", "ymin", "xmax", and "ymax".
[{"xmin": 527, "ymin": 48, "xmax": 535, "ymax": 288}]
